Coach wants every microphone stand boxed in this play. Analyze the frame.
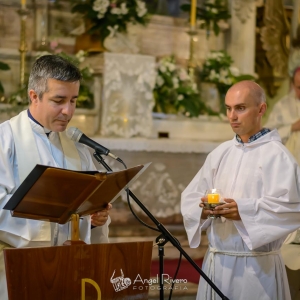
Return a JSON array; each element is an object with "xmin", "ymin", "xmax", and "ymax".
[{"xmin": 93, "ymin": 152, "xmax": 230, "ymax": 300}]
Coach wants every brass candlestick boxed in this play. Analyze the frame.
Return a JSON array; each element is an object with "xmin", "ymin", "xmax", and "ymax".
[
  {"xmin": 17, "ymin": 7, "xmax": 29, "ymax": 88},
  {"xmin": 187, "ymin": 26, "xmax": 198, "ymax": 79}
]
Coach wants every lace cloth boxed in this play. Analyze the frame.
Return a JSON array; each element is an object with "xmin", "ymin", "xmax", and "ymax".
[{"xmin": 101, "ymin": 52, "xmax": 156, "ymax": 138}]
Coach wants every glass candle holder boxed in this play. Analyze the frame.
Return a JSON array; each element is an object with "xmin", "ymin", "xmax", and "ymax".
[{"xmin": 203, "ymin": 188, "xmax": 224, "ymax": 219}]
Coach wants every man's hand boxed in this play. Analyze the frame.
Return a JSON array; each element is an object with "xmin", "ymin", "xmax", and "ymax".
[
  {"xmin": 291, "ymin": 119, "xmax": 300, "ymax": 132},
  {"xmin": 214, "ymin": 198, "xmax": 241, "ymax": 220},
  {"xmin": 199, "ymin": 197, "xmax": 212, "ymax": 219},
  {"xmin": 91, "ymin": 203, "xmax": 112, "ymax": 227}
]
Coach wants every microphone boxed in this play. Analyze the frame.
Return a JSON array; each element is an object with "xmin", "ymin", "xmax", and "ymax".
[{"xmin": 66, "ymin": 127, "xmax": 119, "ymax": 160}]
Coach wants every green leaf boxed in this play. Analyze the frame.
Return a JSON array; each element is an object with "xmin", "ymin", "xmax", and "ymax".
[
  {"xmin": 0, "ymin": 61, "xmax": 10, "ymax": 71},
  {"xmin": 0, "ymin": 82, "xmax": 4, "ymax": 94},
  {"xmin": 213, "ymin": 21, "xmax": 220, "ymax": 36},
  {"xmin": 180, "ymin": 4, "xmax": 192, "ymax": 12}
]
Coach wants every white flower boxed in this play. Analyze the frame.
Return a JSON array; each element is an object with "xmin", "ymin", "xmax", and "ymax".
[
  {"xmin": 172, "ymin": 77, "xmax": 179, "ymax": 88},
  {"xmin": 76, "ymin": 50, "xmax": 86, "ymax": 62},
  {"xmin": 224, "ymin": 77, "xmax": 233, "ymax": 85},
  {"xmin": 179, "ymin": 69, "xmax": 188, "ymax": 81},
  {"xmin": 111, "ymin": 7, "xmax": 122, "ymax": 15},
  {"xmin": 16, "ymin": 95, "xmax": 22, "ymax": 103},
  {"xmin": 166, "ymin": 62, "xmax": 176, "ymax": 72},
  {"xmin": 209, "ymin": 69, "xmax": 219, "ymax": 81},
  {"xmin": 107, "ymin": 25, "xmax": 119, "ymax": 38},
  {"xmin": 220, "ymin": 68, "xmax": 228, "ymax": 77},
  {"xmin": 177, "ymin": 94, "xmax": 184, "ymax": 101},
  {"xmin": 211, "ymin": 8, "xmax": 218, "ymax": 14},
  {"xmin": 93, "ymin": 0, "xmax": 109, "ymax": 13},
  {"xmin": 97, "ymin": 13, "xmax": 105, "ymax": 19},
  {"xmin": 136, "ymin": 0, "xmax": 147, "ymax": 17},
  {"xmin": 159, "ymin": 65, "xmax": 167, "ymax": 73},
  {"xmin": 120, "ymin": 3, "xmax": 128, "ymax": 14},
  {"xmin": 156, "ymin": 75, "xmax": 164, "ymax": 87},
  {"xmin": 229, "ymin": 66, "xmax": 240, "ymax": 77}
]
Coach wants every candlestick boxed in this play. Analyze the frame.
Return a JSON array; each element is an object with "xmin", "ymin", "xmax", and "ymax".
[
  {"xmin": 190, "ymin": 0, "xmax": 197, "ymax": 27},
  {"xmin": 187, "ymin": 28, "xmax": 198, "ymax": 78},
  {"xmin": 21, "ymin": 0, "xmax": 26, "ymax": 9},
  {"xmin": 17, "ymin": 7, "xmax": 29, "ymax": 88}
]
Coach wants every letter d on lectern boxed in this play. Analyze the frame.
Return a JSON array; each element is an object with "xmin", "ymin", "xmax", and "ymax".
[{"xmin": 81, "ymin": 278, "xmax": 101, "ymax": 300}]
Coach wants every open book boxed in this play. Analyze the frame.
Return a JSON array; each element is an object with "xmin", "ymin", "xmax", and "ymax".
[{"xmin": 4, "ymin": 163, "xmax": 149, "ymax": 224}]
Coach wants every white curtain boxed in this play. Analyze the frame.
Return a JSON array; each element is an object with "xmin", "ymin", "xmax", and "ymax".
[{"xmin": 101, "ymin": 52, "xmax": 156, "ymax": 138}]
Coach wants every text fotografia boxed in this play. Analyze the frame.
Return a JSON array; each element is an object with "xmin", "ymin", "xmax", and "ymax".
[{"xmin": 133, "ymin": 274, "xmax": 188, "ymax": 290}]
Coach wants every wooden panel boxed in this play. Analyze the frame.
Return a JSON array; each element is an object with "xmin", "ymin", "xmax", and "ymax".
[{"xmin": 4, "ymin": 242, "xmax": 152, "ymax": 300}]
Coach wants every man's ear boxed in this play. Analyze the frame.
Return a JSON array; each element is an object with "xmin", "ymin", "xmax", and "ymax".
[
  {"xmin": 258, "ymin": 102, "xmax": 267, "ymax": 116},
  {"xmin": 28, "ymin": 89, "xmax": 39, "ymax": 104}
]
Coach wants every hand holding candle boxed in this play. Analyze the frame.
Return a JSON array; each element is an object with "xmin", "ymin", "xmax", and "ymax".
[{"xmin": 203, "ymin": 188, "xmax": 224, "ymax": 219}]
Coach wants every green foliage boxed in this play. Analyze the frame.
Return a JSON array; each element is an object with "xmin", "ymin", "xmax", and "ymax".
[
  {"xmin": 197, "ymin": 50, "xmax": 256, "ymax": 113},
  {"xmin": 181, "ymin": 0, "xmax": 231, "ymax": 37},
  {"xmin": 71, "ymin": 0, "xmax": 149, "ymax": 43},
  {"xmin": 153, "ymin": 56, "xmax": 217, "ymax": 117},
  {"xmin": 0, "ymin": 61, "xmax": 10, "ymax": 95}
]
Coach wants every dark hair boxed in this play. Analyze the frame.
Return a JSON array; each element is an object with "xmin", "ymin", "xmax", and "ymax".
[{"xmin": 27, "ymin": 55, "xmax": 82, "ymax": 101}]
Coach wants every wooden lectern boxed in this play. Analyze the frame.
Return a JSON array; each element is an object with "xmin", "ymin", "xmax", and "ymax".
[{"xmin": 3, "ymin": 164, "xmax": 153, "ymax": 300}]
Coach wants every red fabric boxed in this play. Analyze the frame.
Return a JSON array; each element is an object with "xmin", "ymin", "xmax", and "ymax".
[{"xmin": 150, "ymin": 258, "xmax": 203, "ymax": 284}]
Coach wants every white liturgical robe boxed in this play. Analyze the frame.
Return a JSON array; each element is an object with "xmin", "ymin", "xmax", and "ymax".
[
  {"xmin": 265, "ymin": 90, "xmax": 300, "ymax": 143},
  {"xmin": 181, "ymin": 130, "xmax": 300, "ymax": 300},
  {"xmin": 0, "ymin": 111, "xmax": 110, "ymax": 299}
]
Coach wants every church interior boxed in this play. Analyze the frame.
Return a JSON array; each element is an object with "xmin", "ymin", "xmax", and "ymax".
[{"xmin": 0, "ymin": 0, "xmax": 299, "ymax": 299}]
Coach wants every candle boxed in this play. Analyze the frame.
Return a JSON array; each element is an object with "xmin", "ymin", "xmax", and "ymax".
[
  {"xmin": 190, "ymin": 0, "xmax": 197, "ymax": 27},
  {"xmin": 21, "ymin": 0, "xmax": 26, "ymax": 9},
  {"xmin": 208, "ymin": 193, "xmax": 220, "ymax": 204}
]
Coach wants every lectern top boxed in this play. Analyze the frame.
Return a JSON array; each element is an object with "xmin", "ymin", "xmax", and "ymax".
[{"xmin": 4, "ymin": 163, "xmax": 150, "ymax": 224}]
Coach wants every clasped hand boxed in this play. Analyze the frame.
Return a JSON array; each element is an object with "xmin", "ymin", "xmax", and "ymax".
[
  {"xmin": 199, "ymin": 198, "xmax": 241, "ymax": 220},
  {"xmin": 91, "ymin": 203, "xmax": 112, "ymax": 227}
]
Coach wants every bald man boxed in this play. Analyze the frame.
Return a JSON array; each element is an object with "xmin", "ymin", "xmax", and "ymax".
[{"xmin": 181, "ymin": 81, "xmax": 300, "ymax": 300}]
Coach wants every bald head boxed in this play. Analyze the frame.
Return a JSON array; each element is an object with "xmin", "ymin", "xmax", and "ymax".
[
  {"xmin": 227, "ymin": 80, "xmax": 266, "ymax": 105},
  {"xmin": 225, "ymin": 80, "xmax": 267, "ymax": 142}
]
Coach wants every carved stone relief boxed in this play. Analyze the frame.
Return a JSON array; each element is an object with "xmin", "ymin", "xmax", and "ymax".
[{"xmin": 233, "ymin": 0, "xmax": 257, "ymax": 23}]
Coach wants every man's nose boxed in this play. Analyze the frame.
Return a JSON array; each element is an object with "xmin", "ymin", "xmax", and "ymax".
[
  {"xmin": 228, "ymin": 109, "xmax": 237, "ymax": 120},
  {"xmin": 61, "ymin": 102, "xmax": 73, "ymax": 116}
]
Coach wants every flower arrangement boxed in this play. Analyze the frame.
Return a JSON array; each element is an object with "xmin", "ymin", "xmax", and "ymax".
[
  {"xmin": 181, "ymin": 0, "xmax": 231, "ymax": 37},
  {"xmin": 1, "ymin": 50, "xmax": 94, "ymax": 111},
  {"xmin": 71, "ymin": 0, "xmax": 149, "ymax": 43},
  {"xmin": 198, "ymin": 50, "xmax": 256, "ymax": 112},
  {"xmin": 153, "ymin": 56, "xmax": 216, "ymax": 117}
]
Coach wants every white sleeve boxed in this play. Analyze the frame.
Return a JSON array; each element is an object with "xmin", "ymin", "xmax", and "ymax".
[
  {"xmin": 181, "ymin": 156, "xmax": 213, "ymax": 248},
  {"xmin": 90, "ymin": 216, "xmax": 111, "ymax": 244},
  {"xmin": 234, "ymin": 150, "xmax": 300, "ymax": 250}
]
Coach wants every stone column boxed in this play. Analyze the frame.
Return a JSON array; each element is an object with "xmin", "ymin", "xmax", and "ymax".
[{"xmin": 226, "ymin": 0, "xmax": 257, "ymax": 75}]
